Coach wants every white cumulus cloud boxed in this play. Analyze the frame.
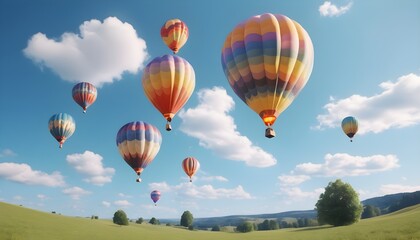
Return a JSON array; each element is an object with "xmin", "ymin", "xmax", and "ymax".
[
  {"xmin": 316, "ymin": 73, "xmax": 420, "ymax": 134},
  {"xmin": 102, "ymin": 201, "xmax": 111, "ymax": 207},
  {"xmin": 179, "ymin": 87, "xmax": 277, "ymax": 168},
  {"xmin": 295, "ymin": 153, "xmax": 399, "ymax": 177},
  {"xmin": 149, "ymin": 181, "xmax": 252, "ymax": 200},
  {"xmin": 0, "ymin": 162, "xmax": 65, "ymax": 187},
  {"xmin": 62, "ymin": 186, "xmax": 91, "ymax": 200},
  {"xmin": 279, "ymin": 187, "xmax": 324, "ymax": 199},
  {"xmin": 23, "ymin": 17, "xmax": 148, "ymax": 87},
  {"xmin": 199, "ymin": 175, "xmax": 229, "ymax": 182},
  {"xmin": 114, "ymin": 200, "xmax": 132, "ymax": 207},
  {"xmin": 66, "ymin": 151, "xmax": 115, "ymax": 186},
  {"xmin": 319, "ymin": 1, "xmax": 353, "ymax": 17},
  {"xmin": 278, "ymin": 174, "xmax": 311, "ymax": 186}
]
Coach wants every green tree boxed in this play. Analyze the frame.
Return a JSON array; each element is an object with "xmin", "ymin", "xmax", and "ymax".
[
  {"xmin": 236, "ymin": 221, "xmax": 254, "ymax": 233},
  {"xmin": 135, "ymin": 217, "xmax": 144, "ymax": 224},
  {"xmin": 180, "ymin": 210, "xmax": 194, "ymax": 227},
  {"xmin": 269, "ymin": 220, "xmax": 279, "ymax": 230},
  {"xmin": 258, "ymin": 219, "xmax": 270, "ymax": 230},
  {"xmin": 315, "ymin": 179, "xmax": 363, "ymax": 226},
  {"xmin": 149, "ymin": 217, "xmax": 159, "ymax": 225},
  {"xmin": 113, "ymin": 210, "xmax": 129, "ymax": 226},
  {"xmin": 361, "ymin": 205, "xmax": 381, "ymax": 219},
  {"xmin": 211, "ymin": 225, "xmax": 221, "ymax": 231}
]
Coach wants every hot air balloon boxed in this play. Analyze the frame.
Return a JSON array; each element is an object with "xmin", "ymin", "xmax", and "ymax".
[
  {"xmin": 48, "ymin": 113, "xmax": 76, "ymax": 148},
  {"xmin": 341, "ymin": 116, "xmax": 358, "ymax": 142},
  {"xmin": 161, "ymin": 19, "xmax": 189, "ymax": 54},
  {"xmin": 150, "ymin": 190, "xmax": 161, "ymax": 206},
  {"xmin": 182, "ymin": 157, "xmax": 200, "ymax": 182},
  {"xmin": 116, "ymin": 121, "xmax": 162, "ymax": 182},
  {"xmin": 221, "ymin": 13, "xmax": 314, "ymax": 138},
  {"xmin": 72, "ymin": 82, "xmax": 97, "ymax": 113},
  {"xmin": 142, "ymin": 55, "xmax": 195, "ymax": 131}
]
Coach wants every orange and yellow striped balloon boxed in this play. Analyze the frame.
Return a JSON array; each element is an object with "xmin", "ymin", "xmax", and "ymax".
[
  {"xmin": 182, "ymin": 157, "xmax": 200, "ymax": 182},
  {"xmin": 161, "ymin": 19, "xmax": 189, "ymax": 54},
  {"xmin": 221, "ymin": 13, "xmax": 314, "ymax": 138},
  {"xmin": 142, "ymin": 55, "xmax": 195, "ymax": 131}
]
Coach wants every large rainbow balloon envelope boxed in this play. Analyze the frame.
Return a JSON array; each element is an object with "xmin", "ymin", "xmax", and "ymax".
[
  {"xmin": 160, "ymin": 19, "xmax": 189, "ymax": 54},
  {"xmin": 221, "ymin": 13, "xmax": 314, "ymax": 138},
  {"xmin": 142, "ymin": 55, "xmax": 195, "ymax": 131},
  {"xmin": 116, "ymin": 121, "xmax": 162, "ymax": 182},
  {"xmin": 150, "ymin": 190, "xmax": 161, "ymax": 206},
  {"xmin": 182, "ymin": 157, "xmax": 200, "ymax": 182},
  {"xmin": 341, "ymin": 116, "xmax": 358, "ymax": 142},
  {"xmin": 48, "ymin": 113, "xmax": 76, "ymax": 148},
  {"xmin": 72, "ymin": 82, "xmax": 97, "ymax": 113}
]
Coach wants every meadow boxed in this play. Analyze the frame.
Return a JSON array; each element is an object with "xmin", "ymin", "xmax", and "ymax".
[{"xmin": 1, "ymin": 202, "xmax": 419, "ymax": 240}]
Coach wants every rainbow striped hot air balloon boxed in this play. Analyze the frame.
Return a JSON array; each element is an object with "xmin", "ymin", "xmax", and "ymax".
[
  {"xmin": 182, "ymin": 157, "xmax": 200, "ymax": 182},
  {"xmin": 161, "ymin": 19, "xmax": 189, "ymax": 54},
  {"xmin": 341, "ymin": 116, "xmax": 358, "ymax": 142},
  {"xmin": 221, "ymin": 13, "xmax": 314, "ymax": 138},
  {"xmin": 72, "ymin": 82, "xmax": 97, "ymax": 113},
  {"xmin": 142, "ymin": 55, "xmax": 195, "ymax": 131},
  {"xmin": 48, "ymin": 113, "xmax": 76, "ymax": 148},
  {"xmin": 116, "ymin": 121, "xmax": 162, "ymax": 182},
  {"xmin": 150, "ymin": 190, "xmax": 161, "ymax": 206}
]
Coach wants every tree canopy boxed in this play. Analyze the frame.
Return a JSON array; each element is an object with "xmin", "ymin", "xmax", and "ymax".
[
  {"xmin": 315, "ymin": 179, "xmax": 363, "ymax": 226},
  {"xmin": 113, "ymin": 210, "xmax": 129, "ymax": 226},
  {"xmin": 180, "ymin": 210, "xmax": 194, "ymax": 227}
]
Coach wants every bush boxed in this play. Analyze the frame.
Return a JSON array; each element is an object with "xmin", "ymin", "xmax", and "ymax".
[
  {"xmin": 211, "ymin": 225, "xmax": 221, "ymax": 231},
  {"xmin": 135, "ymin": 217, "xmax": 144, "ymax": 224},
  {"xmin": 149, "ymin": 217, "xmax": 159, "ymax": 225},
  {"xmin": 316, "ymin": 179, "xmax": 363, "ymax": 226},
  {"xmin": 113, "ymin": 210, "xmax": 129, "ymax": 226},
  {"xmin": 236, "ymin": 221, "xmax": 254, "ymax": 233},
  {"xmin": 188, "ymin": 225, "xmax": 194, "ymax": 231}
]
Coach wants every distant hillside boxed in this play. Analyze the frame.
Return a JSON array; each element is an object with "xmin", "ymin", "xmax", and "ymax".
[
  {"xmin": 193, "ymin": 210, "xmax": 317, "ymax": 228},
  {"xmin": 362, "ymin": 191, "xmax": 420, "ymax": 214}
]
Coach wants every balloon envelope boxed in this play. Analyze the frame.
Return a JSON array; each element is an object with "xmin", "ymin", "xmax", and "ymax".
[
  {"xmin": 221, "ymin": 13, "xmax": 314, "ymax": 138},
  {"xmin": 182, "ymin": 157, "xmax": 200, "ymax": 182},
  {"xmin": 161, "ymin": 19, "xmax": 189, "ymax": 54},
  {"xmin": 72, "ymin": 82, "xmax": 97, "ymax": 113},
  {"xmin": 116, "ymin": 121, "xmax": 162, "ymax": 182},
  {"xmin": 150, "ymin": 190, "xmax": 161, "ymax": 204},
  {"xmin": 48, "ymin": 113, "xmax": 76, "ymax": 148},
  {"xmin": 341, "ymin": 116, "xmax": 358, "ymax": 141},
  {"xmin": 142, "ymin": 55, "xmax": 195, "ymax": 131}
]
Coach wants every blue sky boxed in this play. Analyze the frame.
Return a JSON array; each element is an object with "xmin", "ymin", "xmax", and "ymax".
[{"xmin": 1, "ymin": 0, "xmax": 419, "ymax": 219}]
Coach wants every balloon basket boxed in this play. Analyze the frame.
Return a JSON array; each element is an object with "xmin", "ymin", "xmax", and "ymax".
[{"xmin": 265, "ymin": 127, "xmax": 276, "ymax": 138}]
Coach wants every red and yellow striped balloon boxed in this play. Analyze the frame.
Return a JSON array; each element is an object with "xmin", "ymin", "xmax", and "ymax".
[
  {"xmin": 182, "ymin": 157, "xmax": 200, "ymax": 182},
  {"xmin": 142, "ymin": 55, "xmax": 195, "ymax": 131},
  {"xmin": 160, "ymin": 19, "xmax": 189, "ymax": 54}
]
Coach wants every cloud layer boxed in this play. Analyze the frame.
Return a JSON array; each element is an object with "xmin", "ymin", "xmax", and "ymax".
[
  {"xmin": 316, "ymin": 73, "xmax": 420, "ymax": 134},
  {"xmin": 319, "ymin": 1, "xmax": 353, "ymax": 17},
  {"xmin": 149, "ymin": 181, "xmax": 252, "ymax": 200},
  {"xmin": 179, "ymin": 87, "xmax": 277, "ymax": 167},
  {"xmin": 66, "ymin": 151, "xmax": 115, "ymax": 186},
  {"xmin": 62, "ymin": 186, "xmax": 91, "ymax": 200},
  {"xmin": 0, "ymin": 162, "xmax": 65, "ymax": 187},
  {"xmin": 295, "ymin": 153, "xmax": 399, "ymax": 177},
  {"xmin": 23, "ymin": 17, "xmax": 148, "ymax": 87}
]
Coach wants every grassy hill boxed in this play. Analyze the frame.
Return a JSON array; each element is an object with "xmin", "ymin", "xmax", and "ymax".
[{"xmin": 1, "ymin": 202, "xmax": 420, "ymax": 240}]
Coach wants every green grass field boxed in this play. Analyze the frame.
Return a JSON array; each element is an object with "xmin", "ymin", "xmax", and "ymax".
[{"xmin": 1, "ymin": 202, "xmax": 419, "ymax": 240}]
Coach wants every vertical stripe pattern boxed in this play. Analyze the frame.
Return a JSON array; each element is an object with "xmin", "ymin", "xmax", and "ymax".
[
  {"xmin": 116, "ymin": 121, "xmax": 162, "ymax": 177},
  {"xmin": 161, "ymin": 19, "xmax": 189, "ymax": 54},
  {"xmin": 72, "ymin": 82, "xmax": 97, "ymax": 113},
  {"xmin": 341, "ymin": 116, "xmax": 358, "ymax": 140},
  {"xmin": 221, "ymin": 13, "xmax": 314, "ymax": 127},
  {"xmin": 182, "ymin": 157, "xmax": 200, "ymax": 182},
  {"xmin": 48, "ymin": 113, "xmax": 76, "ymax": 148}
]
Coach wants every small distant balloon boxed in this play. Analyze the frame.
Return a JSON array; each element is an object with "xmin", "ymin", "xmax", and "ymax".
[
  {"xmin": 182, "ymin": 157, "xmax": 200, "ymax": 182},
  {"xmin": 72, "ymin": 82, "xmax": 97, "ymax": 113},
  {"xmin": 341, "ymin": 116, "xmax": 358, "ymax": 142},
  {"xmin": 48, "ymin": 113, "xmax": 76, "ymax": 148},
  {"xmin": 116, "ymin": 121, "xmax": 162, "ymax": 182},
  {"xmin": 151, "ymin": 190, "xmax": 161, "ymax": 206},
  {"xmin": 161, "ymin": 19, "xmax": 189, "ymax": 54}
]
